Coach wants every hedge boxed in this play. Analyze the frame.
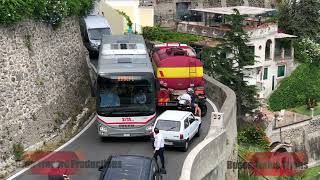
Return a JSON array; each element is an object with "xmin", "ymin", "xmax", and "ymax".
[
  {"xmin": 268, "ymin": 64, "xmax": 320, "ymax": 111},
  {"xmin": 142, "ymin": 26, "xmax": 205, "ymax": 44},
  {"xmin": 0, "ymin": 0, "xmax": 93, "ymax": 29}
]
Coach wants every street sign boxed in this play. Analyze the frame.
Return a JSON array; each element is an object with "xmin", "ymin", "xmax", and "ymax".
[{"xmin": 211, "ymin": 112, "xmax": 224, "ymax": 127}]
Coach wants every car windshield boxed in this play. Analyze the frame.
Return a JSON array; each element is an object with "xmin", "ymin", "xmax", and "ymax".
[
  {"xmin": 88, "ymin": 28, "xmax": 110, "ymax": 40},
  {"xmin": 155, "ymin": 120, "xmax": 180, "ymax": 132}
]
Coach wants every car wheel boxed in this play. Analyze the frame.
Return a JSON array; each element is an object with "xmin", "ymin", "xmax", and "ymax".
[
  {"xmin": 196, "ymin": 125, "xmax": 201, "ymax": 137},
  {"xmin": 182, "ymin": 140, "xmax": 189, "ymax": 152}
]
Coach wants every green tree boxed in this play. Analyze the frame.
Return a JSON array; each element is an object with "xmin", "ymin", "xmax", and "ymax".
[
  {"xmin": 294, "ymin": 38, "xmax": 320, "ymax": 66},
  {"xmin": 116, "ymin": 10, "xmax": 133, "ymax": 32},
  {"xmin": 202, "ymin": 9, "xmax": 259, "ymax": 116},
  {"xmin": 277, "ymin": 0, "xmax": 320, "ymax": 39}
]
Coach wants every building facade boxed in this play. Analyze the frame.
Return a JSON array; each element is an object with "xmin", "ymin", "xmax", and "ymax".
[
  {"xmin": 152, "ymin": 0, "xmax": 276, "ymax": 24},
  {"xmin": 105, "ymin": 0, "xmax": 154, "ymax": 33},
  {"xmin": 176, "ymin": 6, "xmax": 297, "ymax": 99}
]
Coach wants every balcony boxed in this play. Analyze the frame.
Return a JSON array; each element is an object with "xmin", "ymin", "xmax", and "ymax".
[
  {"xmin": 245, "ymin": 22, "xmax": 278, "ymax": 39},
  {"xmin": 274, "ymin": 46, "xmax": 294, "ymax": 63},
  {"xmin": 177, "ymin": 21, "xmax": 278, "ymax": 39},
  {"xmin": 177, "ymin": 21, "xmax": 229, "ymax": 38}
]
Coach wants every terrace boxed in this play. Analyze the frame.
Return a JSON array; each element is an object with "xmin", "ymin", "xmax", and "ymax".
[{"xmin": 177, "ymin": 6, "xmax": 279, "ymax": 39}]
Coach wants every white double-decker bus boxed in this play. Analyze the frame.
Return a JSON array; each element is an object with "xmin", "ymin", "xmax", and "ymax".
[{"xmin": 94, "ymin": 35, "xmax": 156, "ymax": 137}]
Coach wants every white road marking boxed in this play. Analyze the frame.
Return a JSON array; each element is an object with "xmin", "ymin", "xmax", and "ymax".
[
  {"xmin": 6, "ymin": 114, "xmax": 96, "ymax": 180},
  {"xmin": 206, "ymin": 98, "xmax": 218, "ymax": 112}
]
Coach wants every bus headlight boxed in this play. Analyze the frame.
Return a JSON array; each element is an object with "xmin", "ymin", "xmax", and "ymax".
[
  {"xmin": 146, "ymin": 125, "xmax": 153, "ymax": 131},
  {"xmin": 99, "ymin": 126, "xmax": 108, "ymax": 132}
]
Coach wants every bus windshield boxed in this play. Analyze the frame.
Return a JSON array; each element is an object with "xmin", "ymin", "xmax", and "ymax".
[{"xmin": 97, "ymin": 76, "xmax": 155, "ymax": 116}]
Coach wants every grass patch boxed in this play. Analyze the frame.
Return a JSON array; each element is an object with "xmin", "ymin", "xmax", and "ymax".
[
  {"xmin": 301, "ymin": 165, "xmax": 320, "ymax": 179},
  {"xmin": 12, "ymin": 143, "xmax": 24, "ymax": 161},
  {"xmin": 291, "ymin": 105, "xmax": 320, "ymax": 116}
]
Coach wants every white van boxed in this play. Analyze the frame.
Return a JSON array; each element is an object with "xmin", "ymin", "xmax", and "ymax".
[{"xmin": 80, "ymin": 15, "xmax": 111, "ymax": 55}]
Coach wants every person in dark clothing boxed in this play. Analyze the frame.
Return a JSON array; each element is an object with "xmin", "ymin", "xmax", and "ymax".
[
  {"xmin": 187, "ymin": 88, "xmax": 201, "ymax": 116},
  {"xmin": 153, "ymin": 128, "xmax": 166, "ymax": 174}
]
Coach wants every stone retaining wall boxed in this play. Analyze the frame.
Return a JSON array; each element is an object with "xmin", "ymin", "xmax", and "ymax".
[
  {"xmin": 0, "ymin": 18, "xmax": 91, "ymax": 176},
  {"xmin": 269, "ymin": 118, "xmax": 320, "ymax": 166},
  {"xmin": 179, "ymin": 74, "xmax": 237, "ymax": 180}
]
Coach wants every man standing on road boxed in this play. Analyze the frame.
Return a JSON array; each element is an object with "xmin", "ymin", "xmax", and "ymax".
[{"xmin": 153, "ymin": 128, "xmax": 166, "ymax": 174}]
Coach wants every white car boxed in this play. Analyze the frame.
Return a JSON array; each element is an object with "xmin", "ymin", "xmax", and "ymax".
[{"xmin": 152, "ymin": 110, "xmax": 201, "ymax": 151}]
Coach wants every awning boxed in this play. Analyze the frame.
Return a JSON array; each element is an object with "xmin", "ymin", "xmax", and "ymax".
[{"xmin": 275, "ymin": 33, "xmax": 297, "ymax": 39}]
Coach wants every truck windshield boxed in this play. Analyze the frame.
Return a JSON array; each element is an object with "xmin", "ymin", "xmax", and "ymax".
[
  {"xmin": 97, "ymin": 76, "xmax": 156, "ymax": 116},
  {"xmin": 88, "ymin": 28, "xmax": 110, "ymax": 40}
]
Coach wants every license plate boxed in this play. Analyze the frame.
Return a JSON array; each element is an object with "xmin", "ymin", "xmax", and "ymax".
[
  {"xmin": 164, "ymin": 141, "xmax": 173, "ymax": 145},
  {"xmin": 123, "ymin": 134, "xmax": 130, "ymax": 137}
]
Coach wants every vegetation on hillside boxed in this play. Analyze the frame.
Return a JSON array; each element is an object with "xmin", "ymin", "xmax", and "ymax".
[
  {"xmin": 269, "ymin": 64, "xmax": 320, "ymax": 111},
  {"xmin": 277, "ymin": 0, "xmax": 320, "ymax": 39},
  {"xmin": 0, "ymin": 0, "xmax": 93, "ymax": 29},
  {"xmin": 238, "ymin": 123, "xmax": 270, "ymax": 152},
  {"xmin": 268, "ymin": 0, "xmax": 320, "ymax": 111},
  {"xmin": 142, "ymin": 26, "xmax": 205, "ymax": 44}
]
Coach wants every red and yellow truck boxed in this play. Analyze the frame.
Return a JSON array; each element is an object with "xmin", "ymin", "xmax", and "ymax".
[{"xmin": 151, "ymin": 42, "xmax": 206, "ymax": 107}]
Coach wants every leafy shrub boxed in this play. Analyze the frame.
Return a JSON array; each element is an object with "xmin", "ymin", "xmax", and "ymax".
[
  {"xmin": 238, "ymin": 124, "xmax": 270, "ymax": 150},
  {"xmin": 0, "ymin": 0, "xmax": 93, "ymax": 28},
  {"xmin": 268, "ymin": 64, "xmax": 320, "ymax": 111},
  {"xmin": 12, "ymin": 143, "xmax": 24, "ymax": 161},
  {"xmin": 142, "ymin": 26, "xmax": 205, "ymax": 44},
  {"xmin": 294, "ymin": 38, "xmax": 320, "ymax": 67},
  {"xmin": 0, "ymin": 0, "xmax": 34, "ymax": 25}
]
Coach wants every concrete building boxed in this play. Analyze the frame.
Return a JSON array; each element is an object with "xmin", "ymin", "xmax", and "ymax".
[
  {"xmin": 104, "ymin": 0, "xmax": 154, "ymax": 33},
  {"xmin": 153, "ymin": 0, "xmax": 276, "ymax": 24},
  {"xmin": 177, "ymin": 6, "xmax": 297, "ymax": 99}
]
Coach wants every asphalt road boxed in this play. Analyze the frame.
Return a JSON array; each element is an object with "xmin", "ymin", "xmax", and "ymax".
[{"xmin": 12, "ymin": 102, "xmax": 213, "ymax": 180}]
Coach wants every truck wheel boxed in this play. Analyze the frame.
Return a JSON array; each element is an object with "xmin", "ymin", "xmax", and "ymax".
[
  {"xmin": 182, "ymin": 140, "xmax": 189, "ymax": 152},
  {"xmin": 200, "ymin": 104, "xmax": 207, "ymax": 117}
]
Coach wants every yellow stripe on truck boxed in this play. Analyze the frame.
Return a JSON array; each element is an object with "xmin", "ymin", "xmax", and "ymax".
[{"xmin": 157, "ymin": 67, "xmax": 203, "ymax": 78}]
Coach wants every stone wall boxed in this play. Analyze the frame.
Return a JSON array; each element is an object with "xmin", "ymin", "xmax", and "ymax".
[
  {"xmin": 0, "ymin": 18, "xmax": 91, "ymax": 174},
  {"xmin": 270, "ymin": 118, "xmax": 320, "ymax": 166},
  {"xmin": 179, "ymin": 74, "xmax": 238, "ymax": 180}
]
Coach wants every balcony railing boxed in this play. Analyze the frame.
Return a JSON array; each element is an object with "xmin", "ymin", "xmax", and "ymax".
[
  {"xmin": 274, "ymin": 48, "xmax": 293, "ymax": 61},
  {"xmin": 177, "ymin": 21, "xmax": 228, "ymax": 38},
  {"xmin": 177, "ymin": 21, "xmax": 278, "ymax": 39}
]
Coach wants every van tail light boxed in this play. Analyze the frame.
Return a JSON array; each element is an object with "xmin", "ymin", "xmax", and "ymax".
[
  {"xmin": 179, "ymin": 134, "xmax": 184, "ymax": 140},
  {"xmin": 195, "ymin": 86, "xmax": 205, "ymax": 96}
]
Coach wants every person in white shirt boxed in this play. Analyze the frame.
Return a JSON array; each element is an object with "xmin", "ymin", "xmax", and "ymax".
[
  {"xmin": 179, "ymin": 92, "xmax": 192, "ymax": 103},
  {"xmin": 153, "ymin": 128, "xmax": 166, "ymax": 173}
]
